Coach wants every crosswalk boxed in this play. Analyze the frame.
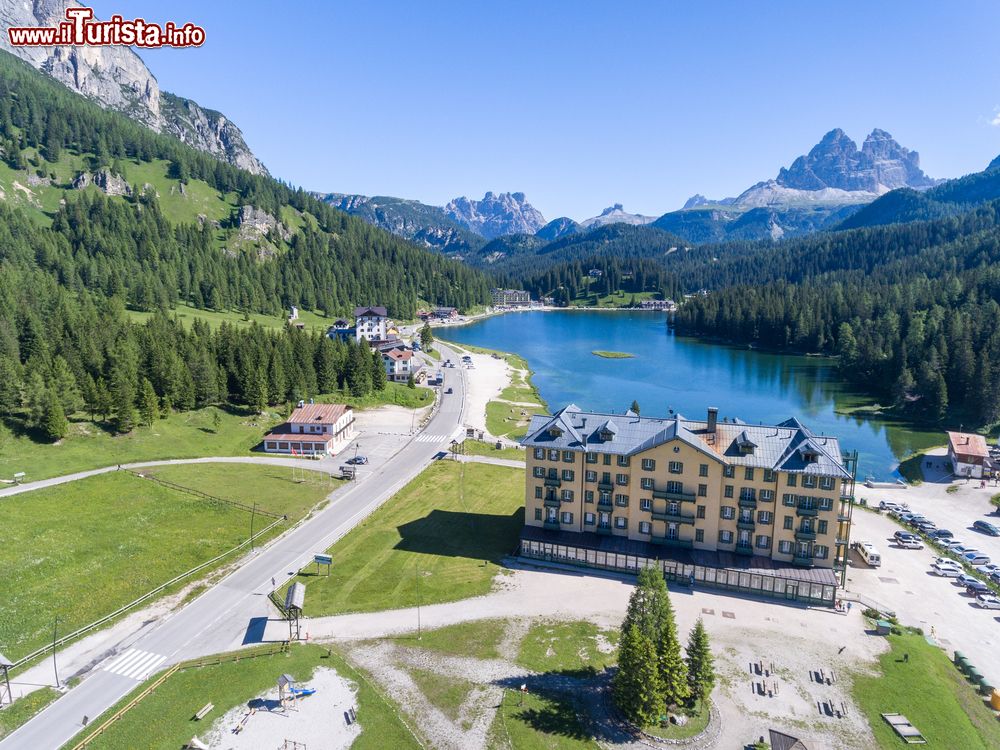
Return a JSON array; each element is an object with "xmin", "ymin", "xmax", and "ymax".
[
  {"xmin": 103, "ymin": 648, "xmax": 167, "ymax": 681},
  {"xmin": 414, "ymin": 433, "xmax": 453, "ymax": 444}
]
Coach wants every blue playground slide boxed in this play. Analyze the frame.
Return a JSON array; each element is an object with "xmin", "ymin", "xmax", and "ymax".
[{"xmin": 290, "ymin": 687, "xmax": 316, "ymax": 697}]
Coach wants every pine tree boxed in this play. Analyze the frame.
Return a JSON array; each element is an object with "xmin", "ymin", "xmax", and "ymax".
[
  {"xmin": 138, "ymin": 378, "xmax": 159, "ymax": 427},
  {"xmin": 346, "ymin": 341, "xmax": 371, "ymax": 397},
  {"xmin": 94, "ymin": 377, "xmax": 113, "ymax": 423},
  {"xmin": 420, "ymin": 323, "xmax": 434, "ymax": 350},
  {"xmin": 612, "ymin": 624, "xmax": 664, "ymax": 726},
  {"xmin": 658, "ymin": 619, "xmax": 690, "ymax": 708},
  {"xmin": 41, "ymin": 390, "xmax": 68, "ymax": 442},
  {"xmin": 111, "ymin": 368, "xmax": 137, "ymax": 434},
  {"xmin": 371, "ymin": 350, "xmax": 387, "ymax": 391},
  {"xmin": 630, "ymin": 399, "xmax": 640, "ymax": 415},
  {"xmin": 685, "ymin": 618, "xmax": 715, "ymax": 709}
]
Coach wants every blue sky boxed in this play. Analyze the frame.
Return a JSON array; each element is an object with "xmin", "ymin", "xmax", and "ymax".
[{"xmin": 91, "ymin": 1, "xmax": 1000, "ymax": 221}]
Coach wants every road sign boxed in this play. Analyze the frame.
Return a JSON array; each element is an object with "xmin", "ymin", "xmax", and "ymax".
[{"xmin": 314, "ymin": 554, "xmax": 332, "ymax": 566}]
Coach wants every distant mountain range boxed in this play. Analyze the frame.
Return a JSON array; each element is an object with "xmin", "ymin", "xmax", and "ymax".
[{"xmin": 0, "ymin": 0, "xmax": 266, "ymax": 175}]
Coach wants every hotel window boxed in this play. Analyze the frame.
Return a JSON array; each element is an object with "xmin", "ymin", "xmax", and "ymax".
[
  {"xmin": 561, "ymin": 469, "xmax": 574, "ymax": 481},
  {"xmin": 698, "ymin": 483, "xmax": 708, "ymax": 497},
  {"xmin": 696, "ymin": 505, "xmax": 706, "ymax": 519},
  {"xmin": 724, "ymin": 485, "xmax": 734, "ymax": 498},
  {"xmin": 534, "ymin": 487, "xmax": 542, "ymax": 499},
  {"xmin": 616, "ymin": 473, "xmax": 629, "ymax": 486},
  {"xmin": 783, "ymin": 515, "xmax": 793, "ymax": 530},
  {"xmin": 763, "ymin": 469, "xmax": 775, "ymax": 483},
  {"xmin": 668, "ymin": 461, "xmax": 683, "ymax": 474},
  {"xmin": 720, "ymin": 506, "xmax": 735, "ymax": 520},
  {"xmin": 787, "ymin": 473, "xmax": 798, "ymax": 487},
  {"xmin": 561, "ymin": 511, "xmax": 573, "ymax": 524},
  {"xmin": 640, "ymin": 498, "xmax": 652, "ymax": 511},
  {"xmin": 584, "ymin": 512, "xmax": 595, "ymax": 525},
  {"xmin": 618, "ymin": 455, "xmax": 631, "ymax": 467},
  {"xmin": 599, "ymin": 491, "xmax": 611, "ymax": 505},
  {"xmin": 585, "ymin": 490, "xmax": 594, "ymax": 503},
  {"xmin": 667, "ymin": 480, "xmax": 684, "ymax": 495},
  {"xmin": 603, "ymin": 454, "xmax": 612, "ymax": 465},
  {"xmin": 778, "ymin": 540, "xmax": 793, "ymax": 554},
  {"xmin": 756, "ymin": 534, "xmax": 770, "ymax": 549},
  {"xmin": 814, "ymin": 545, "xmax": 829, "ymax": 560},
  {"xmin": 782, "ymin": 493, "xmax": 795, "ymax": 507},
  {"xmin": 642, "ymin": 458, "xmax": 656, "ymax": 471},
  {"xmin": 586, "ymin": 470, "xmax": 597, "ymax": 482},
  {"xmin": 615, "ymin": 494, "xmax": 629, "ymax": 507},
  {"xmin": 723, "ymin": 465, "xmax": 735, "ymax": 478},
  {"xmin": 819, "ymin": 497, "xmax": 833, "ymax": 511},
  {"xmin": 533, "ymin": 467, "xmax": 545, "ymax": 478},
  {"xmin": 547, "ymin": 449, "xmax": 559, "ymax": 461},
  {"xmin": 761, "ymin": 489, "xmax": 774, "ymax": 502},
  {"xmin": 640, "ymin": 477, "xmax": 654, "ymax": 490},
  {"xmin": 744, "ymin": 467, "xmax": 755, "ymax": 481},
  {"xmin": 758, "ymin": 510, "xmax": 772, "ymax": 524},
  {"xmin": 639, "ymin": 521, "xmax": 651, "ymax": 534},
  {"xmin": 699, "ymin": 463, "xmax": 709, "ymax": 477},
  {"xmin": 740, "ymin": 487, "xmax": 756, "ymax": 501},
  {"xmin": 563, "ymin": 450, "xmax": 575, "ymax": 463},
  {"xmin": 803, "ymin": 475, "xmax": 817, "ymax": 489},
  {"xmin": 534, "ymin": 508, "xmax": 542, "ymax": 520},
  {"xmin": 818, "ymin": 520, "xmax": 828, "ymax": 534},
  {"xmin": 615, "ymin": 516, "xmax": 628, "ymax": 529},
  {"xmin": 695, "ymin": 529, "xmax": 705, "ymax": 542},
  {"xmin": 586, "ymin": 452, "xmax": 598, "ymax": 464},
  {"xmin": 561, "ymin": 489, "xmax": 574, "ymax": 501},
  {"xmin": 719, "ymin": 530, "xmax": 734, "ymax": 544},
  {"xmin": 820, "ymin": 476, "xmax": 834, "ymax": 490}
]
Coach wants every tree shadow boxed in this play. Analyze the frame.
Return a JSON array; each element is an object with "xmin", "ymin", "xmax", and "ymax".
[
  {"xmin": 394, "ymin": 508, "xmax": 524, "ymax": 564},
  {"xmin": 494, "ymin": 682, "xmax": 594, "ymax": 742}
]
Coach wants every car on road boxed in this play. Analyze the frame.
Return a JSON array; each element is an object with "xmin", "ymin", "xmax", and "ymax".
[
  {"xmin": 966, "ymin": 581, "xmax": 991, "ymax": 596},
  {"xmin": 957, "ymin": 573, "xmax": 981, "ymax": 588},
  {"xmin": 346, "ymin": 455, "xmax": 368, "ymax": 465},
  {"xmin": 975, "ymin": 594, "xmax": 1000, "ymax": 609},
  {"xmin": 973, "ymin": 520, "xmax": 1000, "ymax": 536},
  {"xmin": 964, "ymin": 552, "xmax": 992, "ymax": 566}
]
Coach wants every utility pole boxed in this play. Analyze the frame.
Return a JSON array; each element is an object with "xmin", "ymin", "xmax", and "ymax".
[
  {"xmin": 52, "ymin": 616, "xmax": 60, "ymax": 688},
  {"xmin": 250, "ymin": 502, "xmax": 257, "ymax": 553},
  {"xmin": 415, "ymin": 565, "xmax": 422, "ymax": 640}
]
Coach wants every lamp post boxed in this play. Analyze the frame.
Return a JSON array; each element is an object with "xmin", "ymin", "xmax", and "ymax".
[
  {"xmin": 250, "ymin": 502, "xmax": 257, "ymax": 553},
  {"xmin": 52, "ymin": 616, "xmax": 60, "ymax": 688}
]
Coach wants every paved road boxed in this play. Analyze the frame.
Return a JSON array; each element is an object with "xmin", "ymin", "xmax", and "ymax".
[{"xmin": 1, "ymin": 344, "xmax": 468, "ymax": 750}]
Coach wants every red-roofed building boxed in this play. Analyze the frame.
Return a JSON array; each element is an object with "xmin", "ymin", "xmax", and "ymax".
[
  {"xmin": 947, "ymin": 431, "xmax": 990, "ymax": 479},
  {"xmin": 382, "ymin": 348, "xmax": 416, "ymax": 383},
  {"xmin": 262, "ymin": 403, "xmax": 355, "ymax": 457}
]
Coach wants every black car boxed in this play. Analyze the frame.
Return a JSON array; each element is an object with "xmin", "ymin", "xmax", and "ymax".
[
  {"xmin": 347, "ymin": 455, "xmax": 368, "ymax": 465},
  {"xmin": 966, "ymin": 580, "xmax": 991, "ymax": 596},
  {"xmin": 929, "ymin": 529, "xmax": 954, "ymax": 539},
  {"xmin": 973, "ymin": 520, "xmax": 1000, "ymax": 536}
]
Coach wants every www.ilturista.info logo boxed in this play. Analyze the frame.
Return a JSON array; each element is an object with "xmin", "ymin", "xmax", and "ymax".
[{"xmin": 8, "ymin": 7, "xmax": 205, "ymax": 48}]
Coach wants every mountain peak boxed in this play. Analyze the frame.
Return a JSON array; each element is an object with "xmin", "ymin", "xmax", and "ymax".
[
  {"xmin": 579, "ymin": 204, "xmax": 656, "ymax": 229},
  {"xmin": 444, "ymin": 192, "xmax": 546, "ymax": 240}
]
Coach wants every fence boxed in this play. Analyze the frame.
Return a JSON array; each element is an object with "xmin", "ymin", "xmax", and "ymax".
[
  {"xmin": 70, "ymin": 642, "xmax": 290, "ymax": 749},
  {"xmin": 9, "ymin": 516, "xmax": 285, "ymax": 673},
  {"xmin": 124, "ymin": 469, "xmax": 285, "ymax": 519}
]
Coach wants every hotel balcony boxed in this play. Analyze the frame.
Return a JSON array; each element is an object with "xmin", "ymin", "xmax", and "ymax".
[
  {"xmin": 738, "ymin": 497, "xmax": 757, "ymax": 509},
  {"xmin": 543, "ymin": 518, "xmax": 560, "ymax": 529},
  {"xmin": 543, "ymin": 496, "xmax": 561, "ymax": 508},
  {"xmin": 596, "ymin": 524, "xmax": 612, "ymax": 535},
  {"xmin": 651, "ymin": 508, "xmax": 696, "ymax": 525},
  {"xmin": 735, "ymin": 543, "xmax": 754, "ymax": 556},
  {"xmin": 737, "ymin": 519, "xmax": 756, "ymax": 531},
  {"xmin": 544, "ymin": 476, "xmax": 561, "ymax": 487},
  {"xmin": 652, "ymin": 488, "xmax": 697, "ymax": 503},
  {"xmin": 795, "ymin": 528, "xmax": 817, "ymax": 541},
  {"xmin": 598, "ymin": 480, "xmax": 614, "ymax": 491},
  {"xmin": 792, "ymin": 554, "xmax": 813, "ymax": 567},
  {"xmin": 597, "ymin": 499, "xmax": 612, "ymax": 508},
  {"xmin": 796, "ymin": 505, "xmax": 819, "ymax": 517},
  {"xmin": 651, "ymin": 535, "xmax": 694, "ymax": 549}
]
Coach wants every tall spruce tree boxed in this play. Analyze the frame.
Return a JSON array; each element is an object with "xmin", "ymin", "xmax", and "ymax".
[
  {"xmin": 41, "ymin": 390, "xmax": 68, "ymax": 441},
  {"xmin": 371, "ymin": 350, "xmax": 387, "ymax": 391},
  {"xmin": 138, "ymin": 378, "xmax": 159, "ymax": 427},
  {"xmin": 612, "ymin": 624, "xmax": 664, "ymax": 726},
  {"xmin": 685, "ymin": 618, "xmax": 715, "ymax": 708}
]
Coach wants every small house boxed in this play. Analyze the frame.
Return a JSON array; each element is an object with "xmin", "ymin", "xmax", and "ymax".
[
  {"xmin": 948, "ymin": 431, "xmax": 990, "ymax": 479},
  {"xmin": 262, "ymin": 403, "xmax": 355, "ymax": 457}
]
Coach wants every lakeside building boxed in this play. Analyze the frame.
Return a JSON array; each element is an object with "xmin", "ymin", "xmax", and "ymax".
[
  {"xmin": 947, "ymin": 431, "xmax": 992, "ymax": 479},
  {"xmin": 491, "ymin": 288, "xmax": 532, "ymax": 307},
  {"xmin": 262, "ymin": 403, "xmax": 356, "ymax": 457},
  {"xmin": 518, "ymin": 404, "xmax": 857, "ymax": 606},
  {"xmin": 354, "ymin": 306, "xmax": 390, "ymax": 343}
]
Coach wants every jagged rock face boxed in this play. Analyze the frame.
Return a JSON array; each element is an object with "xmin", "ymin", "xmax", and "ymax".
[
  {"xmin": 0, "ymin": 0, "xmax": 266, "ymax": 175},
  {"xmin": 579, "ymin": 203, "xmax": 656, "ymax": 229},
  {"xmin": 72, "ymin": 167, "xmax": 132, "ymax": 196},
  {"xmin": 536, "ymin": 216, "xmax": 580, "ymax": 241},
  {"xmin": 444, "ymin": 191, "xmax": 546, "ymax": 239},
  {"xmin": 237, "ymin": 205, "xmax": 289, "ymax": 242},
  {"xmin": 776, "ymin": 128, "xmax": 935, "ymax": 193}
]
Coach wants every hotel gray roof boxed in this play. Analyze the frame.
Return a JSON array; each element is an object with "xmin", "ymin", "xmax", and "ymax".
[{"xmin": 521, "ymin": 405, "xmax": 850, "ymax": 478}]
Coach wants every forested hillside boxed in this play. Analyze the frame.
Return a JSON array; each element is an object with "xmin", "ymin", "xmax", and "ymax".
[{"xmin": 671, "ymin": 202, "xmax": 1000, "ymax": 425}]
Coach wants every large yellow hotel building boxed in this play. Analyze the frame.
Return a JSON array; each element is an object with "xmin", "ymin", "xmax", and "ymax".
[{"xmin": 518, "ymin": 405, "xmax": 857, "ymax": 606}]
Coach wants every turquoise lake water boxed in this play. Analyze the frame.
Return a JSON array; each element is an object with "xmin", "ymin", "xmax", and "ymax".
[{"xmin": 440, "ymin": 309, "xmax": 943, "ymax": 480}]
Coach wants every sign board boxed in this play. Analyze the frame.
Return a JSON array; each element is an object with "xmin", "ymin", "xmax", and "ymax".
[{"xmin": 314, "ymin": 554, "xmax": 333, "ymax": 566}]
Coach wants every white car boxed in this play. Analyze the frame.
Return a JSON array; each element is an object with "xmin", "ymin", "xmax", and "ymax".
[
  {"xmin": 952, "ymin": 545, "xmax": 981, "ymax": 557},
  {"xmin": 898, "ymin": 538, "xmax": 923, "ymax": 549},
  {"xmin": 964, "ymin": 552, "xmax": 992, "ymax": 566},
  {"xmin": 976, "ymin": 563, "xmax": 1000, "ymax": 576},
  {"xmin": 932, "ymin": 563, "xmax": 963, "ymax": 577},
  {"xmin": 975, "ymin": 594, "xmax": 1000, "ymax": 610},
  {"xmin": 933, "ymin": 556, "xmax": 961, "ymax": 567},
  {"xmin": 940, "ymin": 539, "xmax": 966, "ymax": 551}
]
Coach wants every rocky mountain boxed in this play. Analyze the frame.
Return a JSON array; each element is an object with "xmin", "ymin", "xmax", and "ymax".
[
  {"xmin": 444, "ymin": 191, "xmax": 546, "ymax": 239},
  {"xmin": 0, "ymin": 0, "xmax": 266, "ymax": 175},
  {"xmin": 317, "ymin": 193, "xmax": 485, "ymax": 254},
  {"xmin": 580, "ymin": 203, "xmax": 657, "ymax": 229},
  {"xmin": 536, "ymin": 216, "xmax": 581, "ymax": 241}
]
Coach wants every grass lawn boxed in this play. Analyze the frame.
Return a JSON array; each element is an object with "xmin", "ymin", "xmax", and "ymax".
[
  {"xmin": 408, "ymin": 667, "xmax": 476, "ymax": 721},
  {"xmin": 851, "ymin": 632, "xmax": 1000, "ymax": 749},
  {"xmin": 0, "ymin": 687, "xmax": 60, "ymax": 742},
  {"xmin": 489, "ymin": 689, "xmax": 598, "ymax": 750},
  {"xmin": 281, "ymin": 462, "xmax": 524, "ymax": 616},
  {"xmin": 517, "ymin": 621, "xmax": 619, "ymax": 677},
  {"xmin": 591, "ymin": 351, "xmax": 634, "ymax": 359},
  {"xmin": 641, "ymin": 700, "xmax": 711, "ymax": 740},
  {"xmin": 65, "ymin": 645, "xmax": 420, "ymax": 750},
  {"xmin": 318, "ymin": 382, "xmax": 434, "ymax": 410},
  {"xmin": 460, "ymin": 439, "xmax": 526, "ymax": 461},
  {"xmin": 128, "ymin": 301, "xmax": 332, "ymax": 333},
  {"xmin": 395, "ymin": 619, "xmax": 509, "ymax": 660},
  {"xmin": 0, "ymin": 470, "xmax": 306, "ymax": 661},
  {"xmin": 896, "ymin": 451, "xmax": 936, "ymax": 485},
  {"xmin": 139, "ymin": 463, "xmax": 335, "ymax": 522},
  {"xmin": 486, "ymin": 401, "xmax": 545, "ymax": 440},
  {"xmin": 0, "ymin": 405, "xmax": 279, "ymax": 482}
]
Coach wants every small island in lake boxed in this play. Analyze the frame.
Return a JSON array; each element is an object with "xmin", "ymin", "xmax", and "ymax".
[{"xmin": 592, "ymin": 350, "xmax": 634, "ymax": 359}]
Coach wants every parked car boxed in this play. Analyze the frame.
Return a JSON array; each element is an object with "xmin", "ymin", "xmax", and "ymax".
[
  {"xmin": 934, "ymin": 556, "xmax": 961, "ymax": 567},
  {"xmin": 990, "ymin": 570, "xmax": 1000, "ymax": 586},
  {"xmin": 976, "ymin": 563, "xmax": 1000, "ymax": 576},
  {"xmin": 941, "ymin": 539, "xmax": 966, "ymax": 551},
  {"xmin": 964, "ymin": 552, "xmax": 992, "ymax": 566},
  {"xmin": 881, "ymin": 501, "xmax": 908, "ymax": 513},
  {"xmin": 973, "ymin": 520, "xmax": 1000, "ymax": 536},
  {"xmin": 957, "ymin": 573, "xmax": 981, "ymax": 588},
  {"xmin": 898, "ymin": 537, "xmax": 923, "ymax": 549},
  {"xmin": 975, "ymin": 594, "xmax": 1000, "ymax": 609},
  {"xmin": 933, "ymin": 563, "xmax": 963, "ymax": 577},
  {"xmin": 952, "ymin": 545, "xmax": 981, "ymax": 557},
  {"xmin": 929, "ymin": 529, "xmax": 954, "ymax": 539},
  {"xmin": 894, "ymin": 530, "xmax": 915, "ymax": 542},
  {"xmin": 913, "ymin": 519, "xmax": 937, "ymax": 531},
  {"xmin": 966, "ymin": 581, "xmax": 991, "ymax": 596}
]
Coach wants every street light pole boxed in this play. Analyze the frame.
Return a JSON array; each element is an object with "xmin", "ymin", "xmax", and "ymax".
[
  {"xmin": 250, "ymin": 502, "xmax": 257, "ymax": 553},
  {"xmin": 52, "ymin": 616, "xmax": 60, "ymax": 688}
]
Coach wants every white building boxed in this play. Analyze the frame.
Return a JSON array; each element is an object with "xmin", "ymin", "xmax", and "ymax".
[
  {"xmin": 262, "ymin": 403, "xmax": 355, "ymax": 456},
  {"xmin": 354, "ymin": 306, "xmax": 389, "ymax": 343},
  {"xmin": 382, "ymin": 348, "xmax": 415, "ymax": 383}
]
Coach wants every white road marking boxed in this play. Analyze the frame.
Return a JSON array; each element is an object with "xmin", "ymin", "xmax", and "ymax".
[
  {"xmin": 414, "ymin": 434, "xmax": 451, "ymax": 443},
  {"xmin": 103, "ymin": 648, "xmax": 167, "ymax": 681}
]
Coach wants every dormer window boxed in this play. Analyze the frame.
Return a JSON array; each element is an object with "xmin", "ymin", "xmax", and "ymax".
[
  {"xmin": 802, "ymin": 451, "xmax": 818, "ymax": 464},
  {"xmin": 548, "ymin": 427, "xmax": 563, "ymax": 438},
  {"xmin": 600, "ymin": 430, "xmax": 614, "ymax": 441}
]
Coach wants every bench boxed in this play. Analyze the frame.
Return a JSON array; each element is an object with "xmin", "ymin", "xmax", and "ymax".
[{"xmin": 193, "ymin": 703, "xmax": 214, "ymax": 721}]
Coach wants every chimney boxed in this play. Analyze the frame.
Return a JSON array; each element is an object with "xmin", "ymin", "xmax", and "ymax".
[{"xmin": 707, "ymin": 407, "xmax": 718, "ymax": 434}]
